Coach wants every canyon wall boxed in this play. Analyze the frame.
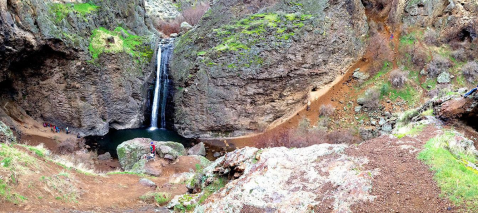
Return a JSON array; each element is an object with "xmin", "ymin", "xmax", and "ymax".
[
  {"xmin": 171, "ymin": 0, "xmax": 369, "ymax": 138},
  {"xmin": 0, "ymin": 0, "xmax": 158, "ymax": 136}
]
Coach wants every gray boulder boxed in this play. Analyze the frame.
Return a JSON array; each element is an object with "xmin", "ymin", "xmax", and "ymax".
[
  {"xmin": 188, "ymin": 142, "xmax": 206, "ymax": 156},
  {"xmin": 117, "ymin": 138, "xmax": 151, "ymax": 170},
  {"xmin": 157, "ymin": 142, "xmax": 187, "ymax": 161},
  {"xmin": 117, "ymin": 138, "xmax": 186, "ymax": 170},
  {"xmin": 98, "ymin": 152, "xmax": 112, "ymax": 161},
  {"xmin": 139, "ymin": 178, "xmax": 157, "ymax": 188},
  {"xmin": 180, "ymin": 22, "xmax": 193, "ymax": 32},
  {"xmin": 437, "ymin": 72, "xmax": 451, "ymax": 84}
]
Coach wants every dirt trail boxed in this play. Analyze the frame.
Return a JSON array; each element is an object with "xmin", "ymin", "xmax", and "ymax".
[{"xmin": 348, "ymin": 125, "xmax": 456, "ymax": 212}]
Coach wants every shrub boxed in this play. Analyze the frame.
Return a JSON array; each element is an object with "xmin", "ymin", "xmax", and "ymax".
[
  {"xmin": 319, "ymin": 104, "xmax": 335, "ymax": 117},
  {"xmin": 181, "ymin": 2, "xmax": 210, "ymax": 26},
  {"xmin": 360, "ymin": 88, "xmax": 381, "ymax": 109},
  {"xmin": 426, "ymin": 55, "xmax": 451, "ymax": 77},
  {"xmin": 297, "ymin": 118, "xmax": 310, "ymax": 134},
  {"xmin": 462, "ymin": 61, "xmax": 478, "ymax": 83},
  {"xmin": 423, "ymin": 28, "xmax": 438, "ymax": 46},
  {"xmin": 451, "ymin": 48, "xmax": 470, "ymax": 62},
  {"xmin": 327, "ymin": 129, "xmax": 357, "ymax": 144},
  {"xmin": 156, "ymin": 18, "xmax": 183, "ymax": 36},
  {"xmin": 58, "ymin": 139, "xmax": 76, "ymax": 155},
  {"xmin": 389, "ymin": 69, "xmax": 407, "ymax": 88}
]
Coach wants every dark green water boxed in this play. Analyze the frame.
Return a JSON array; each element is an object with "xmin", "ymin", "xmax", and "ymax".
[{"xmin": 87, "ymin": 128, "xmax": 191, "ymax": 158}]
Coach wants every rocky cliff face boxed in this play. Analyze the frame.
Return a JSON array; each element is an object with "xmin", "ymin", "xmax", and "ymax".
[
  {"xmin": 0, "ymin": 0, "xmax": 158, "ymax": 136},
  {"xmin": 171, "ymin": 0, "xmax": 369, "ymax": 138}
]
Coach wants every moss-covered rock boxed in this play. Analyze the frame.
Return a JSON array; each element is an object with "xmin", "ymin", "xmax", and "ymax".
[{"xmin": 117, "ymin": 138, "xmax": 187, "ymax": 170}]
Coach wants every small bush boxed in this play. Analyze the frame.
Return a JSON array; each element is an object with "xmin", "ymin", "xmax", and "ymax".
[
  {"xmin": 181, "ymin": 2, "xmax": 210, "ymax": 26},
  {"xmin": 297, "ymin": 118, "xmax": 310, "ymax": 134},
  {"xmin": 140, "ymin": 192, "xmax": 172, "ymax": 205},
  {"xmin": 389, "ymin": 69, "xmax": 407, "ymax": 88},
  {"xmin": 327, "ymin": 129, "xmax": 357, "ymax": 144},
  {"xmin": 58, "ymin": 139, "xmax": 76, "ymax": 155},
  {"xmin": 156, "ymin": 18, "xmax": 183, "ymax": 36},
  {"xmin": 423, "ymin": 28, "xmax": 438, "ymax": 46},
  {"xmin": 426, "ymin": 55, "xmax": 451, "ymax": 77},
  {"xmin": 360, "ymin": 88, "xmax": 381, "ymax": 109},
  {"xmin": 462, "ymin": 61, "xmax": 478, "ymax": 83},
  {"xmin": 319, "ymin": 104, "xmax": 335, "ymax": 117},
  {"xmin": 451, "ymin": 48, "xmax": 470, "ymax": 62}
]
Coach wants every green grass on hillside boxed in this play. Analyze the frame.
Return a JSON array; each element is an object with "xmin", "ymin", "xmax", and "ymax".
[
  {"xmin": 88, "ymin": 27, "xmax": 153, "ymax": 63},
  {"xmin": 419, "ymin": 131, "xmax": 478, "ymax": 211},
  {"xmin": 50, "ymin": 2, "xmax": 99, "ymax": 23}
]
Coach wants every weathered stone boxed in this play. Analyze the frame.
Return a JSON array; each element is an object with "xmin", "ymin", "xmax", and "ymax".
[
  {"xmin": 139, "ymin": 178, "xmax": 157, "ymax": 188},
  {"xmin": 187, "ymin": 142, "xmax": 206, "ymax": 156},
  {"xmin": 180, "ymin": 22, "xmax": 193, "ymax": 32},
  {"xmin": 353, "ymin": 71, "xmax": 370, "ymax": 81},
  {"xmin": 117, "ymin": 138, "xmax": 186, "ymax": 170},
  {"xmin": 437, "ymin": 72, "xmax": 451, "ymax": 84},
  {"xmin": 355, "ymin": 106, "xmax": 362, "ymax": 113},
  {"xmin": 98, "ymin": 152, "xmax": 112, "ymax": 161},
  {"xmin": 188, "ymin": 145, "xmax": 377, "ymax": 212}
]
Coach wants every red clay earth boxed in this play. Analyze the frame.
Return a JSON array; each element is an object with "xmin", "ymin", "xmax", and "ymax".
[
  {"xmin": 348, "ymin": 125, "xmax": 457, "ymax": 212},
  {"xmin": 1, "ymin": 147, "xmax": 202, "ymax": 212}
]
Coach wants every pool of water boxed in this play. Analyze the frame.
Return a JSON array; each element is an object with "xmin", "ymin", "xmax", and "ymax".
[{"xmin": 86, "ymin": 128, "xmax": 192, "ymax": 158}]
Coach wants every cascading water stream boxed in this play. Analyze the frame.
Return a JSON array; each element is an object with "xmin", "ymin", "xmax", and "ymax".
[{"xmin": 150, "ymin": 42, "xmax": 173, "ymax": 130}]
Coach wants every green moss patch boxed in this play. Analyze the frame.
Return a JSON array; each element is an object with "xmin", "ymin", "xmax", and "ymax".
[
  {"xmin": 88, "ymin": 27, "xmax": 153, "ymax": 63},
  {"xmin": 206, "ymin": 12, "xmax": 312, "ymax": 53},
  {"xmin": 50, "ymin": 2, "xmax": 99, "ymax": 23}
]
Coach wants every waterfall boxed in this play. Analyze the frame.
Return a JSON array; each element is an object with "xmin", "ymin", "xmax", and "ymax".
[{"xmin": 150, "ymin": 42, "xmax": 173, "ymax": 130}]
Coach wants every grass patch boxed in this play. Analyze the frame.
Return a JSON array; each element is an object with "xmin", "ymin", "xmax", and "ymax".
[
  {"xmin": 50, "ymin": 2, "xmax": 99, "ymax": 23},
  {"xmin": 197, "ymin": 177, "xmax": 227, "ymax": 204},
  {"xmin": 205, "ymin": 12, "xmax": 311, "ymax": 53},
  {"xmin": 422, "ymin": 78, "xmax": 437, "ymax": 91},
  {"xmin": 88, "ymin": 27, "xmax": 153, "ymax": 63},
  {"xmin": 380, "ymin": 82, "xmax": 420, "ymax": 106},
  {"xmin": 139, "ymin": 192, "xmax": 172, "ymax": 205},
  {"xmin": 394, "ymin": 123, "xmax": 425, "ymax": 139},
  {"xmin": 362, "ymin": 61, "xmax": 393, "ymax": 88},
  {"xmin": 419, "ymin": 131, "xmax": 478, "ymax": 210}
]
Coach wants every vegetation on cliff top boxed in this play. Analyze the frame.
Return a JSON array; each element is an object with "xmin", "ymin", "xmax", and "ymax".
[
  {"xmin": 50, "ymin": 2, "xmax": 99, "ymax": 23},
  {"xmin": 88, "ymin": 27, "xmax": 153, "ymax": 63}
]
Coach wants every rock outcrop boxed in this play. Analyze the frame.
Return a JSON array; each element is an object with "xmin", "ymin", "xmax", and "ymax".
[
  {"xmin": 171, "ymin": 0, "xmax": 369, "ymax": 138},
  {"xmin": 0, "ymin": 0, "xmax": 158, "ymax": 136},
  {"xmin": 168, "ymin": 144, "xmax": 378, "ymax": 212}
]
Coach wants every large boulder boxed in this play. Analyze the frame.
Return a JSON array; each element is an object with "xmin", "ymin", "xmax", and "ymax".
[
  {"xmin": 156, "ymin": 142, "xmax": 187, "ymax": 161},
  {"xmin": 117, "ymin": 138, "xmax": 186, "ymax": 170},
  {"xmin": 187, "ymin": 142, "xmax": 206, "ymax": 156},
  {"xmin": 169, "ymin": 144, "xmax": 378, "ymax": 212}
]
